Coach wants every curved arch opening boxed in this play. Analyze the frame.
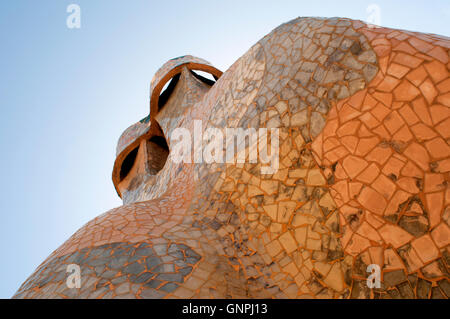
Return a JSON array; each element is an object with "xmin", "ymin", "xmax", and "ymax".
[
  {"xmin": 158, "ymin": 73, "xmax": 180, "ymax": 112},
  {"xmin": 190, "ymin": 70, "xmax": 217, "ymax": 85},
  {"xmin": 157, "ymin": 69, "xmax": 218, "ymax": 113},
  {"xmin": 146, "ymin": 134, "xmax": 169, "ymax": 175},
  {"xmin": 119, "ymin": 145, "xmax": 139, "ymax": 181}
]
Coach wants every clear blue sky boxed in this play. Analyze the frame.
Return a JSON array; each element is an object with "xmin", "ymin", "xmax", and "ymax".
[{"xmin": 0, "ymin": 0, "xmax": 448, "ymax": 298}]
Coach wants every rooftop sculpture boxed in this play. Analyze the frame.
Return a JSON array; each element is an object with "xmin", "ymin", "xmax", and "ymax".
[{"xmin": 14, "ymin": 17, "xmax": 450, "ymax": 299}]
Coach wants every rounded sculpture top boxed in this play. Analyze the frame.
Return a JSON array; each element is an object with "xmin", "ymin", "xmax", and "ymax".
[
  {"xmin": 149, "ymin": 55, "xmax": 223, "ymax": 119},
  {"xmin": 112, "ymin": 55, "xmax": 223, "ymax": 198},
  {"xmin": 112, "ymin": 115, "xmax": 152, "ymax": 198},
  {"xmin": 115, "ymin": 115, "xmax": 151, "ymax": 158}
]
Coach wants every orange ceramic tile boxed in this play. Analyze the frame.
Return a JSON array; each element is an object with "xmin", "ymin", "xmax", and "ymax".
[
  {"xmin": 411, "ymin": 235, "xmax": 440, "ymax": 264},
  {"xmin": 419, "ymin": 78, "xmax": 439, "ymax": 104},
  {"xmin": 435, "ymin": 117, "xmax": 450, "ymax": 138},
  {"xmin": 372, "ymin": 174, "xmax": 397, "ymax": 199},
  {"xmin": 387, "ymin": 63, "xmax": 410, "ymax": 79},
  {"xmin": 393, "ymin": 41, "xmax": 417, "ymax": 55},
  {"xmin": 424, "ymin": 173, "xmax": 445, "ymax": 193},
  {"xmin": 366, "ymin": 146, "xmax": 393, "ymax": 165},
  {"xmin": 382, "ymin": 156, "xmax": 406, "ymax": 179},
  {"xmin": 393, "ymin": 79, "xmax": 421, "ymax": 101},
  {"xmin": 431, "ymin": 223, "xmax": 450, "ymax": 248},
  {"xmin": 411, "ymin": 123, "xmax": 438, "ymax": 141},
  {"xmin": 342, "ymin": 155, "xmax": 368, "ymax": 179},
  {"xmin": 425, "ymin": 137, "xmax": 450, "ymax": 159},
  {"xmin": 427, "ymin": 46, "xmax": 449, "ymax": 64},
  {"xmin": 378, "ymin": 224, "xmax": 414, "ymax": 249},
  {"xmin": 398, "ymin": 103, "xmax": 420, "ymax": 125},
  {"xmin": 358, "ymin": 186, "xmax": 387, "ymax": 215},
  {"xmin": 406, "ymin": 65, "xmax": 428, "ymax": 87},
  {"xmin": 411, "ymin": 97, "xmax": 433, "ymax": 125},
  {"xmin": 393, "ymin": 52, "xmax": 423, "ymax": 68},
  {"xmin": 403, "ymin": 143, "xmax": 430, "ymax": 171},
  {"xmin": 356, "ymin": 163, "xmax": 380, "ymax": 184},
  {"xmin": 424, "ymin": 60, "xmax": 449, "ymax": 84}
]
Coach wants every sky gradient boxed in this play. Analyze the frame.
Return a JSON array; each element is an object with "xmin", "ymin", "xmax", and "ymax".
[{"xmin": 0, "ymin": 0, "xmax": 449, "ymax": 298}]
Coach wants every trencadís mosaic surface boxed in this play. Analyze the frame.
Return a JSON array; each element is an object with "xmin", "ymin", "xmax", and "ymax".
[{"xmin": 14, "ymin": 17, "xmax": 450, "ymax": 299}]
